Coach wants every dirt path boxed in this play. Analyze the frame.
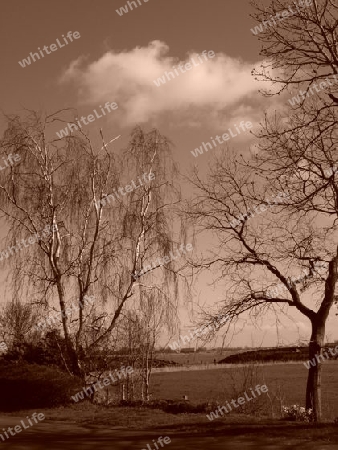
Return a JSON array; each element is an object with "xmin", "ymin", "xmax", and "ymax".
[{"xmin": 0, "ymin": 416, "xmax": 337, "ymax": 450}]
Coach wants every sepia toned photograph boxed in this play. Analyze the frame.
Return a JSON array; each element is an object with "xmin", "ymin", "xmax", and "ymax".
[{"xmin": 0, "ymin": 0, "xmax": 337, "ymax": 448}]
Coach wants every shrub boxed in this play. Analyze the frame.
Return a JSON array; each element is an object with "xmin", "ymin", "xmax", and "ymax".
[
  {"xmin": 219, "ymin": 363, "xmax": 272, "ymax": 416},
  {"xmin": 0, "ymin": 362, "xmax": 83, "ymax": 411},
  {"xmin": 150, "ymin": 399, "xmax": 209, "ymax": 414},
  {"xmin": 118, "ymin": 398, "xmax": 210, "ymax": 414},
  {"xmin": 282, "ymin": 405, "xmax": 313, "ymax": 422},
  {"xmin": 3, "ymin": 331, "xmax": 69, "ymax": 369}
]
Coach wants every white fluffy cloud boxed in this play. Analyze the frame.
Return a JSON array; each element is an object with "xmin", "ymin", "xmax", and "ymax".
[{"xmin": 60, "ymin": 40, "xmax": 271, "ymax": 127}]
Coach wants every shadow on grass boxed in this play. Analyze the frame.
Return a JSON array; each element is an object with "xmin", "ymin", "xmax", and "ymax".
[{"xmin": 151, "ymin": 417, "xmax": 338, "ymax": 442}]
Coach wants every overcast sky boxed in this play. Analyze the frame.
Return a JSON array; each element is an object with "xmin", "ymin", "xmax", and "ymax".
[{"xmin": 0, "ymin": 0, "xmax": 336, "ymax": 347}]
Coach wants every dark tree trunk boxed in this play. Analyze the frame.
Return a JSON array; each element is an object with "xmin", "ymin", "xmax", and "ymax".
[
  {"xmin": 305, "ymin": 319, "xmax": 325, "ymax": 422},
  {"xmin": 68, "ymin": 346, "xmax": 84, "ymax": 379},
  {"xmin": 304, "ymin": 258, "xmax": 337, "ymax": 422}
]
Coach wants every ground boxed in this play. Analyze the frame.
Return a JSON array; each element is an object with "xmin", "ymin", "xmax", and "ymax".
[
  {"xmin": 1, "ymin": 361, "xmax": 338, "ymax": 449},
  {"xmin": 1, "ymin": 406, "xmax": 338, "ymax": 449}
]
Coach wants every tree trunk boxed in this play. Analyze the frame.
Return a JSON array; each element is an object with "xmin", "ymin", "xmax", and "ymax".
[
  {"xmin": 144, "ymin": 343, "xmax": 154, "ymax": 402},
  {"xmin": 56, "ymin": 278, "xmax": 84, "ymax": 379},
  {"xmin": 305, "ymin": 319, "xmax": 325, "ymax": 422},
  {"xmin": 145, "ymin": 347, "xmax": 150, "ymax": 402},
  {"xmin": 66, "ymin": 345, "xmax": 83, "ymax": 379}
]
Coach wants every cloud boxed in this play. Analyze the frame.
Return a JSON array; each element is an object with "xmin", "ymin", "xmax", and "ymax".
[{"xmin": 60, "ymin": 40, "xmax": 272, "ymax": 127}]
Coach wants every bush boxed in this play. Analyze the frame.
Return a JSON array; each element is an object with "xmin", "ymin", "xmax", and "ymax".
[
  {"xmin": 0, "ymin": 362, "xmax": 83, "ymax": 411},
  {"xmin": 3, "ymin": 331, "xmax": 69, "ymax": 369},
  {"xmin": 282, "ymin": 405, "xmax": 313, "ymax": 422},
  {"xmin": 118, "ymin": 398, "xmax": 210, "ymax": 414},
  {"xmin": 163, "ymin": 401, "xmax": 210, "ymax": 414}
]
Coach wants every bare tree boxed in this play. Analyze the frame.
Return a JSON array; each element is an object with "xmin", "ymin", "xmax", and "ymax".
[
  {"xmin": 244, "ymin": 0, "xmax": 338, "ymax": 421},
  {"xmin": 118, "ymin": 291, "xmax": 170, "ymax": 402},
  {"xmin": 0, "ymin": 110, "xmax": 182, "ymax": 379},
  {"xmin": 0, "ymin": 300, "xmax": 39, "ymax": 347},
  {"xmin": 186, "ymin": 133, "xmax": 337, "ymax": 421},
  {"xmin": 137, "ymin": 290, "xmax": 168, "ymax": 402},
  {"xmin": 251, "ymin": 0, "xmax": 338, "ymax": 109}
]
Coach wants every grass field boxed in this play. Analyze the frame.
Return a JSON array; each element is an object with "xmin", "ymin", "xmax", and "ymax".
[
  {"xmin": 150, "ymin": 361, "xmax": 338, "ymax": 420},
  {"xmin": 3, "ymin": 361, "xmax": 338, "ymax": 449}
]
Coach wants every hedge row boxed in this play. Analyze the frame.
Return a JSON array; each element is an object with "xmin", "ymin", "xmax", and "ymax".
[{"xmin": 0, "ymin": 362, "xmax": 82, "ymax": 411}]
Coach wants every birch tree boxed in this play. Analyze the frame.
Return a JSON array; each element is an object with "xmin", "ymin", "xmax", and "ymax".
[{"xmin": 0, "ymin": 111, "xmax": 181, "ymax": 379}]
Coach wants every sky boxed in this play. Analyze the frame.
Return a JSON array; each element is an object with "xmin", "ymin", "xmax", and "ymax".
[{"xmin": 0, "ymin": 0, "xmax": 336, "ymax": 347}]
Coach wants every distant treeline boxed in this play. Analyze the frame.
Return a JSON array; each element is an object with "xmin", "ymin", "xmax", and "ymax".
[
  {"xmin": 218, "ymin": 345, "xmax": 338, "ymax": 364},
  {"xmin": 84, "ymin": 355, "xmax": 180, "ymax": 371}
]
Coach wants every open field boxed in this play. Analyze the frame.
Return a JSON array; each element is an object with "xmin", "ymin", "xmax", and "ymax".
[{"xmin": 150, "ymin": 361, "xmax": 338, "ymax": 420}]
